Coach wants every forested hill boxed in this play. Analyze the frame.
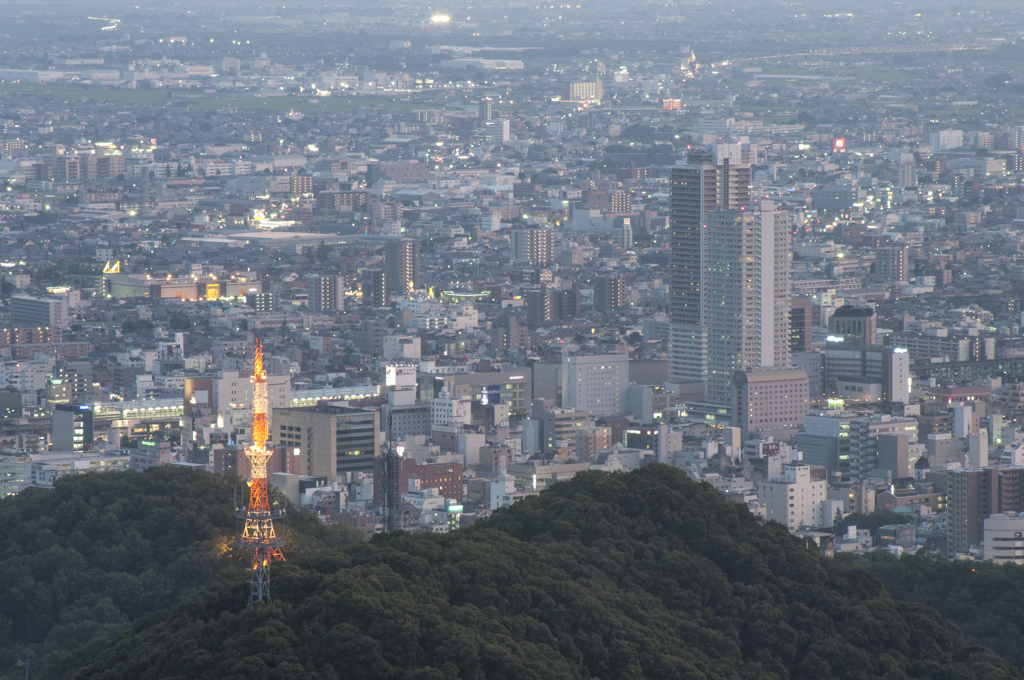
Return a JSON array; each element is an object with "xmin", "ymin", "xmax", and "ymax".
[
  {"xmin": 47, "ymin": 465, "xmax": 1018, "ymax": 680},
  {"xmin": 0, "ymin": 467, "xmax": 362, "ymax": 679}
]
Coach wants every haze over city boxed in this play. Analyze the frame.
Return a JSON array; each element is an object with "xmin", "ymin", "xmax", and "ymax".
[{"xmin": 2, "ymin": 1, "xmax": 1024, "ymax": 678}]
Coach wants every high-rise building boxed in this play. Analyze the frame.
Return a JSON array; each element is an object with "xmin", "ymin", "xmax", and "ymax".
[
  {"xmin": 511, "ymin": 227, "xmax": 554, "ymax": 267},
  {"xmin": 385, "ymin": 239, "xmax": 420, "ymax": 293},
  {"xmin": 897, "ymin": 153, "xmax": 918, "ymax": 189},
  {"xmin": 593, "ymin": 274, "xmax": 625, "ymax": 312},
  {"xmin": 703, "ymin": 200, "xmax": 791, "ymax": 405},
  {"xmin": 478, "ymin": 98, "xmax": 493, "ymax": 122},
  {"xmin": 562, "ymin": 353, "xmax": 628, "ymax": 417},
  {"xmin": 669, "ymin": 144, "xmax": 750, "ymax": 386},
  {"xmin": 848, "ymin": 415, "xmax": 918, "ymax": 482},
  {"xmin": 947, "ymin": 467, "xmax": 1024, "ymax": 557},
  {"xmin": 361, "ymin": 268, "xmax": 388, "ymax": 308},
  {"xmin": 876, "ymin": 246, "xmax": 909, "ymax": 283},
  {"xmin": 52, "ymin": 403, "xmax": 94, "ymax": 452},
  {"xmin": 9, "ymin": 295, "xmax": 69, "ymax": 330},
  {"xmin": 789, "ymin": 297, "xmax": 813, "ymax": 354},
  {"xmin": 309, "ymin": 275, "xmax": 342, "ymax": 313},
  {"xmin": 610, "ymin": 191, "xmax": 631, "ymax": 213},
  {"xmin": 610, "ymin": 218, "xmax": 633, "ymax": 250}
]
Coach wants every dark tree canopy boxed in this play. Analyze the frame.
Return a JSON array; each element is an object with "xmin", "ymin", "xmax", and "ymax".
[
  {"xmin": 0, "ymin": 467, "xmax": 361, "ymax": 678},
  {"xmin": 44, "ymin": 466, "xmax": 1020, "ymax": 680}
]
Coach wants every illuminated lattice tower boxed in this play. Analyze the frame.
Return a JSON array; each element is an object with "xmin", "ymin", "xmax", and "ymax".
[{"xmin": 237, "ymin": 338, "xmax": 285, "ymax": 606}]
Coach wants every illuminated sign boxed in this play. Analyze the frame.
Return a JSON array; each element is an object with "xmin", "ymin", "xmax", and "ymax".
[
  {"xmin": 832, "ymin": 138, "xmax": 846, "ymax": 153},
  {"xmin": 507, "ymin": 375, "xmax": 525, "ymax": 381},
  {"xmin": 102, "ymin": 261, "xmax": 121, "ymax": 274}
]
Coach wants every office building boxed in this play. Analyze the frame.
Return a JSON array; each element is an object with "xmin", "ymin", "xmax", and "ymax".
[
  {"xmin": 669, "ymin": 144, "xmax": 751, "ymax": 385},
  {"xmin": 876, "ymin": 246, "xmax": 909, "ymax": 283},
  {"xmin": 789, "ymin": 297, "xmax": 813, "ymax": 354},
  {"xmin": 983, "ymin": 513, "xmax": 1024, "ymax": 565},
  {"xmin": 273, "ymin": 402, "xmax": 380, "ymax": 481},
  {"xmin": 562, "ymin": 353, "xmax": 628, "ymax": 417},
  {"xmin": 361, "ymin": 268, "xmax": 388, "ymax": 308},
  {"xmin": 419, "ymin": 369, "xmax": 532, "ymax": 415},
  {"xmin": 825, "ymin": 346, "xmax": 910, "ymax": 404},
  {"xmin": 310, "ymin": 275, "xmax": 343, "ymax": 313},
  {"xmin": 385, "ymin": 239, "xmax": 421, "ymax": 293},
  {"xmin": 9, "ymin": 295, "xmax": 69, "ymax": 330},
  {"xmin": 849, "ymin": 415, "xmax": 918, "ymax": 482},
  {"xmin": 826, "ymin": 305, "xmax": 877, "ymax": 348},
  {"xmin": 52, "ymin": 403, "xmax": 94, "ymax": 452},
  {"xmin": 354, "ymin": 319, "xmax": 387, "ymax": 357},
  {"xmin": 529, "ymin": 399, "xmax": 589, "ymax": 460},
  {"xmin": 730, "ymin": 368, "xmax": 809, "ymax": 443},
  {"xmin": 511, "ymin": 227, "xmax": 554, "ymax": 267},
  {"xmin": 703, "ymin": 200, "xmax": 791, "ymax": 405}
]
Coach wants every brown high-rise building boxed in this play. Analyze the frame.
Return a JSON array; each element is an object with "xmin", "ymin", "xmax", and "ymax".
[
  {"xmin": 876, "ymin": 246, "xmax": 909, "ymax": 283},
  {"xmin": 594, "ymin": 274, "xmax": 625, "ymax": 311},
  {"xmin": 385, "ymin": 239, "xmax": 420, "ymax": 293},
  {"xmin": 361, "ymin": 268, "xmax": 388, "ymax": 308},
  {"xmin": 947, "ymin": 467, "xmax": 1024, "ymax": 557},
  {"xmin": 669, "ymin": 144, "xmax": 751, "ymax": 385}
]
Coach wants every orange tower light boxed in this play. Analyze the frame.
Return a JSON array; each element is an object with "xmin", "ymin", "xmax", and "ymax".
[{"xmin": 237, "ymin": 338, "xmax": 285, "ymax": 606}]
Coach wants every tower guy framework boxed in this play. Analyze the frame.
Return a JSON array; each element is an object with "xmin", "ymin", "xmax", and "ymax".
[{"xmin": 237, "ymin": 338, "xmax": 285, "ymax": 606}]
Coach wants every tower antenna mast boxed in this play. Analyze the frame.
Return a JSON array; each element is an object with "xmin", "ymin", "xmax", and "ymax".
[{"xmin": 237, "ymin": 338, "xmax": 285, "ymax": 606}]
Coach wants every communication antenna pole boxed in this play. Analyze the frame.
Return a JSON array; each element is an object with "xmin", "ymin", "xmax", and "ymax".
[{"xmin": 237, "ymin": 338, "xmax": 285, "ymax": 606}]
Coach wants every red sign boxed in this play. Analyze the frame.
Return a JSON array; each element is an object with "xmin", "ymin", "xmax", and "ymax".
[{"xmin": 832, "ymin": 138, "xmax": 847, "ymax": 153}]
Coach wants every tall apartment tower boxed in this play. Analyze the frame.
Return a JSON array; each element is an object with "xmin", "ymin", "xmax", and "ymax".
[
  {"xmin": 385, "ymin": 239, "xmax": 420, "ymax": 293},
  {"xmin": 478, "ymin": 98, "xmax": 493, "ymax": 122},
  {"xmin": 511, "ymin": 227, "xmax": 554, "ymax": 267},
  {"xmin": 361, "ymin": 268, "xmax": 389, "ymax": 308},
  {"xmin": 593, "ymin": 274, "xmax": 625, "ymax": 311},
  {"xmin": 897, "ymin": 153, "xmax": 918, "ymax": 189},
  {"xmin": 309, "ymin": 275, "xmax": 342, "ymax": 313},
  {"xmin": 876, "ymin": 246, "xmax": 909, "ymax": 283},
  {"xmin": 703, "ymin": 200, "xmax": 791, "ymax": 405},
  {"xmin": 669, "ymin": 144, "xmax": 750, "ymax": 387}
]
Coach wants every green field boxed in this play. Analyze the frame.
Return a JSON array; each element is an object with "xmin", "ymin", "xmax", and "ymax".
[
  {"xmin": 0, "ymin": 83, "xmax": 420, "ymax": 114},
  {"xmin": 854, "ymin": 66, "xmax": 911, "ymax": 82}
]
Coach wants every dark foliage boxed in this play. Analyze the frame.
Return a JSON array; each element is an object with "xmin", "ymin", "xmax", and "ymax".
[
  {"xmin": 851, "ymin": 551, "xmax": 1024, "ymax": 669},
  {"xmin": 47, "ymin": 466, "xmax": 1018, "ymax": 680},
  {"xmin": 0, "ymin": 467, "xmax": 361, "ymax": 678}
]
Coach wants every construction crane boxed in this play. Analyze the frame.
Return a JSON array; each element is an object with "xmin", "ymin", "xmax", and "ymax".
[{"xmin": 237, "ymin": 338, "xmax": 285, "ymax": 606}]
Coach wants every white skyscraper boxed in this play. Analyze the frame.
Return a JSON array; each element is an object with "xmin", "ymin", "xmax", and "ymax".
[
  {"xmin": 897, "ymin": 153, "xmax": 918, "ymax": 189},
  {"xmin": 703, "ymin": 200, "xmax": 792, "ymax": 406}
]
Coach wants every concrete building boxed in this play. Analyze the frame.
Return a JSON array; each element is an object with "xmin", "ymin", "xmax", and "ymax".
[
  {"xmin": 757, "ymin": 464, "xmax": 831, "ymax": 532},
  {"xmin": 273, "ymin": 402, "xmax": 380, "ymax": 481},
  {"xmin": 385, "ymin": 239, "xmax": 420, "ymax": 293},
  {"xmin": 511, "ymin": 227, "xmax": 554, "ymax": 267},
  {"xmin": 797, "ymin": 411, "xmax": 858, "ymax": 480},
  {"xmin": 947, "ymin": 467, "xmax": 1024, "ymax": 558},
  {"xmin": 669, "ymin": 144, "xmax": 751, "ymax": 386},
  {"xmin": 562, "ymin": 353, "xmax": 628, "ymax": 417},
  {"xmin": 730, "ymin": 368, "xmax": 809, "ymax": 443},
  {"xmin": 51, "ymin": 403, "xmax": 94, "ymax": 452},
  {"xmin": 419, "ymin": 368, "xmax": 532, "ymax": 414},
  {"xmin": 876, "ymin": 246, "xmax": 909, "ymax": 284},
  {"xmin": 704, "ymin": 200, "xmax": 791, "ymax": 405},
  {"xmin": 849, "ymin": 415, "xmax": 918, "ymax": 482},
  {"xmin": 983, "ymin": 512, "xmax": 1024, "ymax": 565},
  {"xmin": 9, "ymin": 295, "xmax": 69, "ymax": 330},
  {"xmin": 310, "ymin": 275, "xmax": 343, "ymax": 313},
  {"xmin": 361, "ymin": 268, "xmax": 388, "ymax": 308}
]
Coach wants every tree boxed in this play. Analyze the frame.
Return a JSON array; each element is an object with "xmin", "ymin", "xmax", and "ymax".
[
  {"xmin": 168, "ymin": 311, "xmax": 191, "ymax": 331},
  {"xmin": 315, "ymin": 241, "xmax": 331, "ymax": 262}
]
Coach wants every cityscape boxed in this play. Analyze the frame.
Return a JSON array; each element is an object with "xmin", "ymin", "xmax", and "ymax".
[{"xmin": 3, "ymin": 0, "xmax": 1024, "ymax": 677}]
